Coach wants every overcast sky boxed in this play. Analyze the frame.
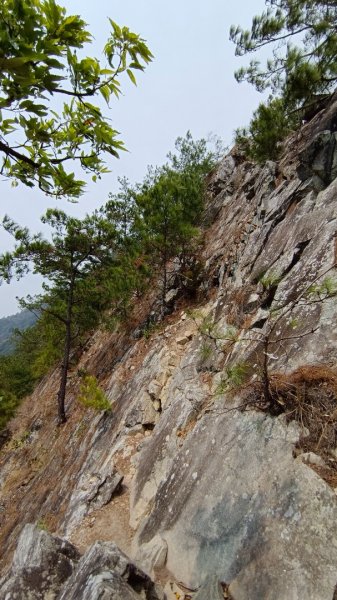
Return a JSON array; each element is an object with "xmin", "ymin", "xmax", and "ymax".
[{"xmin": 0, "ymin": 0, "xmax": 267, "ymax": 317}]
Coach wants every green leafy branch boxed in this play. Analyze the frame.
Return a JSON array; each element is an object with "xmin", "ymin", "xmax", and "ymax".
[{"xmin": 0, "ymin": 1, "xmax": 153, "ymax": 198}]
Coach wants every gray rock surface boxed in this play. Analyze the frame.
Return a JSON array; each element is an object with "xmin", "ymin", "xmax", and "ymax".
[
  {"xmin": 0, "ymin": 529, "xmax": 162, "ymax": 600},
  {"xmin": 134, "ymin": 534, "xmax": 167, "ymax": 578},
  {"xmin": 85, "ymin": 467, "xmax": 123, "ymax": 510},
  {"xmin": 0, "ymin": 523, "xmax": 80, "ymax": 599},
  {"xmin": 297, "ymin": 130, "xmax": 337, "ymax": 188},
  {"xmin": 2, "ymin": 92, "xmax": 337, "ymax": 600},
  {"xmin": 63, "ymin": 458, "xmax": 124, "ymax": 533},
  {"xmin": 58, "ymin": 541, "xmax": 161, "ymax": 600},
  {"xmin": 134, "ymin": 410, "xmax": 337, "ymax": 599},
  {"xmin": 129, "ymin": 123, "xmax": 337, "ymax": 596},
  {"xmin": 62, "ymin": 571, "xmax": 141, "ymax": 600},
  {"xmin": 193, "ymin": 575, "xmax": 224, "ymax": 600}
]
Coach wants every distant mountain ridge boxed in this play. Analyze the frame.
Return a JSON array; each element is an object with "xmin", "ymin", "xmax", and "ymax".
[{"xmin": 0, "ymin": 310, "xmax": 37, "ymax": 355}]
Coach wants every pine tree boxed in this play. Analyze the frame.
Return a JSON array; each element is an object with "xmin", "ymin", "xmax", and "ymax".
[
  {"xmin": 230, "ymin": 1, "xmax": 337, "ymax": 109},
  {"xmin": 0, "ymin": 209, "xmax": 123, "ymax": 423},
  {"xmin": 234, "ymin": 96, "xmax": 298, "ymax": 162}
]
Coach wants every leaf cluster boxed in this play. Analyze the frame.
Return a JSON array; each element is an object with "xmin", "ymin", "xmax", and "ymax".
[
  {"xmin": 0, "ymin": 1, "xmax": 153, "ymax": 198},
  {"xmin": 78, "ymin": 375, "xmax": 111, "ymax": 412},
  {"xmin": 230, "ymin": 0, "xmax": 337, "ymax": 106},
  {"xmin": 216, "ymin": 362, "xmax": 250, "ymax": 395},
  {"xmin": 106, "ymin": 131, "xmax": 221, "ymax": 303},
  {"xmin": 234, "ymin": 96, "xmax": 299, "ymax": 163},
  {"xmin": 231, "ymin": 1, "xmax": 337, "ymax": 163},
  {"xmin": 308, "ymin": 276, "xmax": 337, "ymax": 299}
]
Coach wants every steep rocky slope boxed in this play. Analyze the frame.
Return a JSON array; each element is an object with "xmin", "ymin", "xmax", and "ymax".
[{"xmin": 2, "ymin": 93, "xmax": 337, "ymax": 599}]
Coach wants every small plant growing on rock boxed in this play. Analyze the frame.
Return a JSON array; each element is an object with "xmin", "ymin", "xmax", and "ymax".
[
  {"xmin": 212, "ymin": 263, "xmax": 337, "ymax": 416},
  {"xmin": 191, "ymin": 310, "xmax": 238, "ymax": 346},
  {"xmin": 78, "ymin": 376, "xmax": 111, "ymax": 412},
  {"xmin": 36, "ymin": 518, "xmax": 49, "ymax": 532},
  {"xmin": 10, "ymin": 430, "xmax": 31, "ymax": 450},
  {"xmin": 308, "ymin": 276, "xmax": 337, "ymax": 299},
  {"xmin": 192, "ymin": 310, "xmax": 240, "ymax": 371},
  {"xmin": 234, "ymin": 98, "xmax": 297, "ymax": 163},
  {"xmin": 258, "ymin": 270, "xmax": 282, "ymax": 291},
  {"xmin": 199, "ymin": 341, "xmax": 213, "ymax": 361},
  {"xmin": 142, "ymin": 320, "xmax": 160, "ymax": 340},
  {"xmin": 216, "ymin": 362, "xmax": 250, "ymax": 394}
]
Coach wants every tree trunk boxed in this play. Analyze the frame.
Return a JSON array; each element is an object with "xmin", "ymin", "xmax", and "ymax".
[
  {"xmin": 56, "ymin": 277, "xmax": 74, "ymax": 424},
  {"xmin": 57, "ymin": 321, "xmax": 71, "ymax": 423},
  {"xmin": 161, "ymin": 227, "xmax": 168, "ymax": 311},
  {"xmin": 162, "ymin": 253, "xmax": 167, "ymax": 310},
  {"xmin": 262, "ymin": 336, "xmax": 272, "ymax": 407}
]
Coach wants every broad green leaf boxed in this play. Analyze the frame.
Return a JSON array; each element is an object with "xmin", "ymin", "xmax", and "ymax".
[
  {"xmin": 127, "ymin": 69, "xmax": 137, "ymax": 85},
  {"xmin": 100, "ymin": 85, "xmax": 111, "ymax": 103}
]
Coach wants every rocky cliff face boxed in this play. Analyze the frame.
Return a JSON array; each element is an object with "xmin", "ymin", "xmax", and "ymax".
[{"xmin": 2, "ymin": 94, "xmax": 337, "ymax": 599}]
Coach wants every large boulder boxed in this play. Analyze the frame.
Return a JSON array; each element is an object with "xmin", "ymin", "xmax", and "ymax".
[
  {"xmin": 0, "ymin": 527, "xmax": 163, "ymax": 600},
  {"xmin": 0, "ymin": 523, "xmax": 80, "ymax": 599},
  {"xmin": 57, "ymin": 541, "xmax": 161, "ymax": 600}
]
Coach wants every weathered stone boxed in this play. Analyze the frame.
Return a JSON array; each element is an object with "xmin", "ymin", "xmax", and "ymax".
[
  {"xmin": 148, "ymin": 381, "xmax": 162, "ymax": 398},
  {"xmin": 58, "ymin": 541, "xmax": 160, "ymax": 600},
  {"xmin": 0, "ymin": 523, "xmax": 80, "ymax": 599},
  {"xmin": 125, "ymin": 390, "xmax": 160, "ymax": 428},
  {"xmin": 165, "ymin": 288, "xmax": 179, "ymax": 305},
  {"xmin": 254, "ymin": 160, "xmax": 277, "ymax": 204},
  {"xmin": 135, "ymin": 411, "xmax": 337, "ymax": 599},
  {"xmin": 300, "ymin": 452, "xmax": 327, "ymax": 468},
  {"xmin": 134, "ymin": 534, "xmax": 167, "ymax": 577},
  {"xmin": 205, "ymin": 154, "xmax": 236, "ymax": 204},
  {"xmin": 193, "ymin": 575, "xmax": 224, "ymax": 600},
  {"xmin": 61, "ymin": 571, "xmax": 141, "ymax": 600},
  {"xmin": 152, "ymin": 400, "xmax": 161, "ymax": 413},
  {"xmin": 62, "ymin": 461, "xmax": 124, "ymax": 533},
  {"xmin": 81, "ymin": 466, "xmax": 123, "ymax": 510},
  {"xmin": 168, "ymin": 353, "xmax": 179, "ymax": 367},
  {"xmin": 246, "ymin": 292, "xmax": 260, "ymax": 305},
  {"xmin": 89, "ymin": 470, "xmax": 123, "ymax": 509},
  {"xmin": 297, "ymin": 130, "xmax": 337, "ymax": 187},
  {"xmin": 1, "ymin": 533, "xmax": 165, "ymax": 600},
  {"xmin": 176, "ymin": 331, "xmax": 193, "ymax": 346},
  {"xmin": 125, "ymin": 407, "xmax": 143, "ymax": 428},
  {"xmin": 140, "ymin": 391, "xmax": 159, "ymax": 425}
]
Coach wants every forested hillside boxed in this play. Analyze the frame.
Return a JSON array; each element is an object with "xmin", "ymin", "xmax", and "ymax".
[{"xmin": 0, "ymin": 310, "xmax": 37, "ymax": 355}]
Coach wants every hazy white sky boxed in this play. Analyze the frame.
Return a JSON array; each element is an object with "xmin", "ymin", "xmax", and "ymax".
[{"xmin": 0, "ymin": 0, "xmax": 267, "ymax": 317}]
